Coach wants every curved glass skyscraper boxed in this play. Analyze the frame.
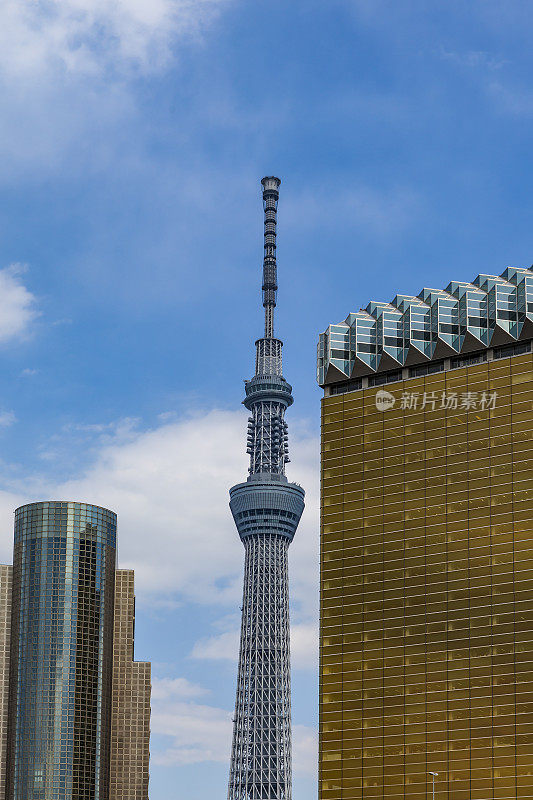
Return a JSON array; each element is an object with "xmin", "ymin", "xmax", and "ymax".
[{"xmin": 6, "ymin": 501, "xmax": 117, "ymax": 800}]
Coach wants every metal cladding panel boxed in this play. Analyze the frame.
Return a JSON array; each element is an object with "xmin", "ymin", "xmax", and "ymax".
[
  {"xmin": 317, "ymin": 265, "xmax": 533, "ymax": 384},
  {"xmin": 319, "ymin": 352, "xmax": 533, "ymax": 800},
  {"xmin": 229, "ymin": 481, "xmax": 305, "ymax": 542},
  {"xmin": 243, "ymin": 374, "xmax": 294, "ymax": 409}
]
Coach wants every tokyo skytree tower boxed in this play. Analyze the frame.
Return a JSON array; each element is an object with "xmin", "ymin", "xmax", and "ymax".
[{"xmin": 227, "ymin": 177, "xmax": 305, "ymax": 800}]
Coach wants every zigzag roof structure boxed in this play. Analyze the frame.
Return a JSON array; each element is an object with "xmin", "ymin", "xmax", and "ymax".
[{"xmin": 318, "ymin": 266, "xmax": 533, "ymax": 385}]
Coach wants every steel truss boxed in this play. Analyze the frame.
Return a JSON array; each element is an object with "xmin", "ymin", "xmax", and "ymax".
[
  {"xmin": 227, "ymin": 178, "xmax": 304, "ymax": 800},
  {"xmin": 228, "ymin": 534, "xmax": 292, "ymax": 800}
]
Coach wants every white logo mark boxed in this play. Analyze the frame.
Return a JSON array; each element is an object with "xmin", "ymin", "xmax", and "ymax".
[{"xmin": 375, "ymin": 390, "xmax": 396, "ymax": 412}]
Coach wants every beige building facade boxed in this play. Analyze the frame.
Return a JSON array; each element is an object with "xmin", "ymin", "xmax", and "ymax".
[
  {"xmin": 110, "ymin": 570, "xmax": 151, "ymax": 800},
  {"xmin": 0, "ymin": 567, "xmax": 11, "ymax": 800}
]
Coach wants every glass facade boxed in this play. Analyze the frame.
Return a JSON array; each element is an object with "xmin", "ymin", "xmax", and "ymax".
[
  {"xmin": 320, "ymin": 351, "xmax": 533, "ymax": 799},
  {"xmin": 0, "ymin": 566, "xmax": 12, "ymax": 800},
  {"xmin": 317, "ymin": 266, "xmax": 533, "ymax": 385},
  {"xmin": 6, "ymin": 502, "xmax": 116, "ymax": 800}
]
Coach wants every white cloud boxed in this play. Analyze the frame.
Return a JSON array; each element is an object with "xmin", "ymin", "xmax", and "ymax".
[
  {"xmin": 290, "ymin": 621, "xmax": 319, "ymax": 672},
  {"xmin": 0, "ymin": 0, "xmax": 234, "ymax": 179},
  {"xmin": 191, "ymin": 629, "xmax": 239, "ymax": 662},
  {"xmin": 192, "ymin": 620, "xmax": 318, "ymax": 672},
  {"xmin": 436, "ymin": 47, "xmax": 533, "ymax": 119},
  {"xmin": 151, "ymin": 695, "xmax": 232, "ymax": 766},
  {"xmin": 439, "ymin": 48, "xmax": 506, "ymax": 71},
  {"xmin": 0, "ymin": 409, "xmax": 320, "ymax": 776},
  {"xmin": 0, "ymin": 408, "xmax": 320, "ymax": 776},
  {"xmin": 0, "ymin": 410, "xmax": 319, "ymax": 615},
  {"xmin": 0, "ymin": 0, "xmax": 231, "ymax": 79},
  {"xmin": 0, "ymin": 412, "xmax": 16, "ymax": 429},
  {"xmin": 151, "ymin": 676, "xmax": 317, "ymax": 774},
  {"xmin": 151, "ymin": 676, "xmax": 208, "ymax": 701},
  {"xmin": 293, "ymin": 724, "xmax": 318, "ymax": 778},
  {"xmin": 45, "ymin": 411, "xmax": 246, "ymax": 602},
  {"xmin": 0, "ymin": 265, "xmax": 38, "ymax": 344}
]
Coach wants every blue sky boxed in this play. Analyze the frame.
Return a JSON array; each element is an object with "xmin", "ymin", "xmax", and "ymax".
[{"xmin": 0, "ymin": 1, "xmax": 532, "ymax": 797}]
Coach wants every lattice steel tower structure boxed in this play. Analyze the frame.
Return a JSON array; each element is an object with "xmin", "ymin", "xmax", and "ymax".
[{"xmin": 227, "ymin": 177, "xmax": 305, "ymax": 800}]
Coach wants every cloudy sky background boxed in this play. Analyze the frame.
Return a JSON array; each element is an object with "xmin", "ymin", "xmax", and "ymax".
[{"xmin": 0, "ymin": 1, "xmax": 533, "ymax": 797}]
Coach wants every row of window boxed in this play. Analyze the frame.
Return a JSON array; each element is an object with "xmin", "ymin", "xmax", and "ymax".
[
  {"xmin": 328, "ymin": 343, "xmax": 533, "ymax": 395},
  {"xmin": 235, "ymin": 508, "xmax": 299, "ymax": 520}
]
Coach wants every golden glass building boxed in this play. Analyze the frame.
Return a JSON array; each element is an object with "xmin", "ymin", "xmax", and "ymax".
[{"xmin": 317, "ymin": 267, "xmax": 533, "ymax": 800}]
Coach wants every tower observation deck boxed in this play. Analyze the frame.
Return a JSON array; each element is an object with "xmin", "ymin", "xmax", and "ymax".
[{"xmin": 227, "ymin": 178, "xmax": 305, "ymax": 800}]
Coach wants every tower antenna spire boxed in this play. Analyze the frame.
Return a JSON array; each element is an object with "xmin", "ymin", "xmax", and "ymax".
[{"xmin": 261, "ymin": 176, "xmax": 281, "ymax": 339}]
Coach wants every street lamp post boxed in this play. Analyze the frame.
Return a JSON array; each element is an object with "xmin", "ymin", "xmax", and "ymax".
[{"xmin": 428, "ymin": 771, "xmax": 438, "ymax": 800}]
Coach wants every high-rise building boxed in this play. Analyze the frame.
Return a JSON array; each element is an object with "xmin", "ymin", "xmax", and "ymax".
[
  {"xmin": 7, "ymin": 502, "xmax": 116, "ymax": 800},
  {"xmin": 227, "ymin": 178, "xmax": 305, "ymax": 800},
  {"xmin": 317, "ymin": 267, "xmax": 533, "ymax": 800},
  {"xmin": 0, "ymin": 501, "xmax": 150, "ymax": 800},
  {"xmin": 0, "ymin": 567, "xmax": 12, "ymax": 800},
  {"xmin": 110, "ymin": 570, "xmax": 151, "ymax": 800}
]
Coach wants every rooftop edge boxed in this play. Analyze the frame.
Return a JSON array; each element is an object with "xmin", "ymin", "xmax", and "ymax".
[{"xmin": 317, "ymin": 265, "xmax": 533, "ymax": 387}]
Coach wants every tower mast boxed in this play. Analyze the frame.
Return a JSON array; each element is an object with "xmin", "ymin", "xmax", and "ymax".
[
  {"xmin": 261, "ymin": 176, "xmax": 280, "ymax": 339},
  {"xmin": 227, "ymin": 178, "xmax": 305, "ymax": 800}
]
